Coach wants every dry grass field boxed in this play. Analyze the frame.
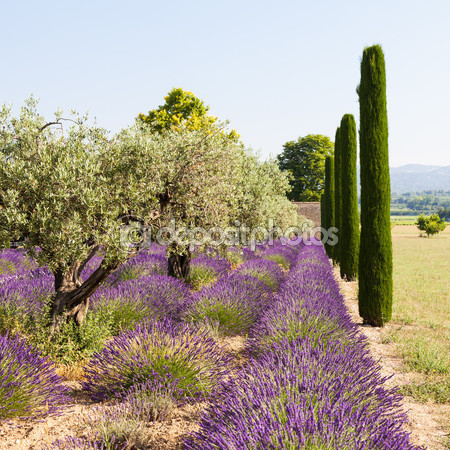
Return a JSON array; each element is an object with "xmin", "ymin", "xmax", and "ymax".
[{"xmin": 338, "ymin": 224, "xmax": 449, "ymax": 448}]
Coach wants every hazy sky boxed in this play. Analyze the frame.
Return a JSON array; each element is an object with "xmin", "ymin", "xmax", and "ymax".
[{"xmin": 1, "ymin": 0, "xmax": 449, "ymax": 167}]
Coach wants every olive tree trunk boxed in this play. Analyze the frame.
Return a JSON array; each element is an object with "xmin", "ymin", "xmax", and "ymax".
[
  {"xmin": 49, "ymin": 256, "xmax": 120, "ymax": 336},
  {"xmin": 167, "ymin": 247, "xmax": 191, "ymax": 280}
]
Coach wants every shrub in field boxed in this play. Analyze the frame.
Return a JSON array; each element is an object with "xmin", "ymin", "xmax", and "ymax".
[
  {"xmin": 416, "ymin": 213, "xmax": 447, "ymax": 237},
  {"xmin": 82, "ymin": 318, "xmax": 230, "ymax": 402},
  {"xmin": 0, "ymin": 248, "xmax": 37, "ymax": 280},
  {"xmin": 249, "ymin": 293, "xmax": 357, "ymax": 354},
  {"xmin": 259, "ymin": 243, "xmax": 298, "ymax": 270},
  {"xmin": 358, "ymin": 44, "xmax": 393, "ymax": 326},
  {"xmin": 90, "ymin": 275, "xmax": 190, "ymax": 334},
  {"xmin": 187, "ymin": 255, "xmax": 231, "ymax": 291},
  {"xmin": 108, "ymin": 252, "xmax": 168, "ymax": 284},
  {"xmin": 31, "ymin": 307, "xmax": 113, "ymax": 364},
  {"xmin": 0, "ymin": 334, "xmax": 68, "ymax": 419},
  {"xmin": 223, "ymin": 246, "xmax": 244, "ymax": 267},
  {"xmin": 0, "ymin": 268, "xmax": 54, "ymax": 335},
  {"xmin": 186, "ymin": 336, "xmax": 419, "ymax": 449},
  {"xmin": 184, "ymin": 274, "xmax": 270, "ymax": 337},
  {"xmin": 49, "ymin": 379, "xmax": 178, "ymax": 449},
  {"xmin": 236, "ymin": 258, "xmax": 284, "ymax": 291}
]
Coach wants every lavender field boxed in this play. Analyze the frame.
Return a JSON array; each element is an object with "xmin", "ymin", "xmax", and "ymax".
[{"xmin": 0, "ymin": 240, "xmax": 420, "ymax": 448}]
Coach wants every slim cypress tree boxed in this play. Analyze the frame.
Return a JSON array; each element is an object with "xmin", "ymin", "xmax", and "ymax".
[
  {"xmin": 320, "ymin": 193, "xmax": 327, "ymax": 243},
  {"xmin": 358, "ymin": 45, "xmax": 393, "ymax": 326},
  {"xmin": 339, "ymin": 114, "xmax": 359, "ymax": 280},
  {"xmin": 333, "ymin": 127, "xmax": 341, "ymax": 264},
  {"xmin": 324, "ymin": 155, "xmax": 335, "ymax": 258}
]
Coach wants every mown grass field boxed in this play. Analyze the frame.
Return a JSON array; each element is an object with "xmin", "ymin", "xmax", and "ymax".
[{"xmin": 385, "ymin": 225, "xmax": 450, "ymax": 409}]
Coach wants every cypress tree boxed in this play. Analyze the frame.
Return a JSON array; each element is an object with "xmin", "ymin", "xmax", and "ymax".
[
  {"xmin": 339, "ymin": 114, "xmax": 359, "ymax": 280},
  {"xmin": 333, "ymin": 127, "xmax": 341, "ymax": 264},
  {"xmin": 320, "ymin": 193, "xmax": 327, "ymax": 243},
  {"xmin": 324, "ymin": 155, "xmax": 335, "ymax": 258},
  {"xmin": 358, "ymin": 45, "xmax": 393, "ymax": 326}
]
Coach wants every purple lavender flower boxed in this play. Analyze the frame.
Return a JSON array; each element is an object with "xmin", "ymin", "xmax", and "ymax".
[
  {"xmin": 0, "ymin": 334, "xmax": 69, "ymax": 420},
  {"xmin": 184, "ymin": 273, "xmax": 271, "ymax": 336},
  {"xmin": 186, "ymin": 336, "xmax": 420, "ymax": 449},
  {"xmin": 90, "ymin": 275, "xmax": 191, "ymax": 332},
  {"xmin": 188, "ymin": 254, "xmax": 231, "ymax": 291},
  {"xmin": 0, "ymin": 248, "xmax": 37, "ymax": 281},
  {"xmin": 236, "ymin": 258, "xmax": 284, "ymax": 291},
  {"xmin": 0, "ymin": 268, "xmax": 54, "ymax": 334},
  {"xmin": 108, "ymin": 251, "xmax": 168, "ymax": 284},
  {"xmin": 82, "ymin": 318, "xmax": 230, "ymax": 402}
]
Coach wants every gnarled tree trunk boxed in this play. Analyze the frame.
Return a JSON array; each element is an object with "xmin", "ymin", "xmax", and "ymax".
[
  {"xmin": 167, "ymin": 247, "xmax": 191, "ymax": 280},
  {"xmin": 49, "ymin": 259, "xmax": 120, "ymax": 336}
]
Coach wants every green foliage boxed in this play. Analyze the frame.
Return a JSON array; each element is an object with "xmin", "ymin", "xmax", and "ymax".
[
  {"xmin": 339, "ymin": 114, "xmax": 359, "ymax": 281},
  {"xmin": 399, "ymin": 379, "xmax": 450, "ymax": 404},
  {"xmin": 416, "ymin": 213, "xmax": 447, "ymax": 236},
  {"xmin": 324, "ymin": 155, "xmax": 335, "ymax": 258},
  {"xmin": 437, "ymin": 206, "xmax": 450, "ymax": 220},
  {"xmin": 30, "ymin": 306, "xmax": 113, "ymax": 364},
  {"xmin": 262, "ymin": 253, "xmax": 290, "ymax": 270},
  {"xmin": 333, "ymin": 128, "xmax": 341, "ymax": 264},
  {"xmin": 233, "ymin": 151, "xmax": 308, "ymax": 231},
  {"xmin": 320, "ymin": 194, "xmax": 326, "ymax": 236},
  {"xmin": 137, "ymin": 87, "xmax": 239, "ymax": 141},
  {"xmin": 277, "ymin": 134, "xmax": 334, "ymax": 201},
  {"xmin": 358, "ymin": 45, "xmax": 393, "ymax": 327},
  {"xmin": 402, "ymin": 337, "xmax": 449, "ymax": 374},
  {"xmin": 187, "ymin": 265, "xmax": 218, "ymax": 291}
]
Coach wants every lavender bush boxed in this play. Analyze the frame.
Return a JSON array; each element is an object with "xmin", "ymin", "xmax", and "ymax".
[
  {"xmin": 236, "ymin": 258, "xmax": 284, "ymax": 291},
  {"xmin": 82, "ymin": 318, "xmax": 230, "ymax": 402},
  {"xmin": 259, "ymin": 241, "xmax": 299, "ymax": 270},
  {"xmin": 90, "ymin": 275, "xmax": 191, "ymax": 334},
  {"xmin": 186, "ymin": 336, "xmax": 419, "ymax": 449},
  {"xmin": 0, "ymin": 334, "xmax": 68, "ymax": 419},
  {"xmin": 188, "ymin": 254, "xmax": 231, "ymax": 291},
  {"xmin": 107, "ymin": 251, "xmax": 168, "ymax": 285},
  {"xmin": 184, "ymin": 273, "xmax": 271, "ymax": 337},
  {"xmin": 0, "ymin": 248, "xmax": 37, "ymax": 280},
  {"xmin": 0, "ymin": 268, "xmax": 54, "ymax": 335}
]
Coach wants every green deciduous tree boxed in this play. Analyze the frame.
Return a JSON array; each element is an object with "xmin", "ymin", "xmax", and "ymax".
[
  {"xmin": 339, "ymin": 114, "xmax": 359, "ymax": 281},
  {"xmin": 324, "ymin": 155, "xmax": 335, "ymax": 258},
  {"xmin": 358, "ymin": 44, "xmax": 393, "ymax": 327},
  {"xmin": 277, "ymin": 135, "xmax": 334, "ymax": 201},
  {"xmin": 333, "ymin": 127, "xmax": 341, "ymax": 264},
  {"xmin": 416, "ymin": 213, "xmax": 447, "ymax": 236}
]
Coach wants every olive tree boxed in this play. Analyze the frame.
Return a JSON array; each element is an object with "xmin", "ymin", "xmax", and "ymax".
[{"xmin": 0, "ymin": 98, "xmax": 242, "ymax": 333}]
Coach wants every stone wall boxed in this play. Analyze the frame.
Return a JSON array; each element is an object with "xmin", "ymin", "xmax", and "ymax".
[{"xmin": 292, "ymin": 201, "xmax": 321, "ymax": 228}]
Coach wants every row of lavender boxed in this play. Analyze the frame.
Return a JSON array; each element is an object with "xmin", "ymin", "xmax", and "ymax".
[
  {"xmin": 187, "ymin": 241, "xmax": 420, "ymax": 449},
  {"xmin": 0, "ymin": 241, "xmax": 419, "ymax": 448},
  {"xmin": 0, "ymin": 242, "xmax": 286, "ymax": 424}
]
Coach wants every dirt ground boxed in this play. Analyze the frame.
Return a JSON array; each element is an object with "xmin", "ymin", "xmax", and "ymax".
[{"xmin": 336, "ymin": 268, "xmax": 450, "ymax": 450}]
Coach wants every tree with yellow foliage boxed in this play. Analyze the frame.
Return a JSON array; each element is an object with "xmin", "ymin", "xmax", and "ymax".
[{"xmin": 137, "ymin": 87, "xmax": 239, "ymax": 141}]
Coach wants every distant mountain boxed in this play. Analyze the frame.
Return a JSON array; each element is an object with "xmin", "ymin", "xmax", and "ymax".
[{"xmin": 389, "ymin": 165, "xmax": 450, "ymax": 193}]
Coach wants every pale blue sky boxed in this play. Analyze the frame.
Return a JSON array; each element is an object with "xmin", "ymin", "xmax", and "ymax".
[{"xmin": 1, "ymin": 0, "xmax": 449, "ymax": 166}]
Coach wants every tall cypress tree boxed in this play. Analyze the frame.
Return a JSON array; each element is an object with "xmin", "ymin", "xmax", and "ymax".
[
  {"xmin": 339, "ymin": 114, "xmax": 359, "ymax": 280},
  {"xmin": 320, "ymin": 193, "xmax": 327, "ymax": 242},
  {"xmin": 333, "ymin": 127, "xmax": 341, "ymax": 264},
  {"xmin": 358, "ymin": 45, "xmax": 393, "ymax": 326},
  {"xmin": 324, "ymin": 155, "xmax": 335, "ymax": 258}
]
